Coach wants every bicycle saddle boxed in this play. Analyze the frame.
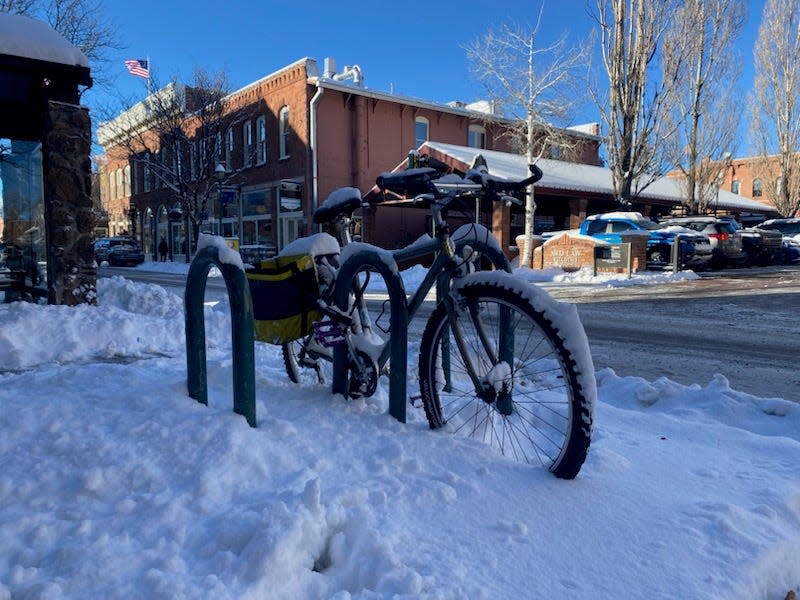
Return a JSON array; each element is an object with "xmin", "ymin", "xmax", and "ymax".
[{"xmin": 314, "ymin": 187, "xmax": 364, "ymax": 224}]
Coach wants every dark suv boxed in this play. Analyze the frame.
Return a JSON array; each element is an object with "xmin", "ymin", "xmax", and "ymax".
[
  {"xmin": 756, "ymin": 218, "xmax": 800, "ymax": 238},
  {"xmin": 721, "ymin": 218, "xmax": 783, "ymax": 266}
]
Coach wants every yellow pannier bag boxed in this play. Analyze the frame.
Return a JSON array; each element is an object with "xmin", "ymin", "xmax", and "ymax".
[{"xmin": 246, "ymin": 254, "xmax": 321, "ymax": 345}]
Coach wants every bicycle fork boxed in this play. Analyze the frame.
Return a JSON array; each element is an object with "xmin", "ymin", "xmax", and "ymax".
[{"xmin": 444, "ymin": 289, "xmax": 515, "ymax": 416}]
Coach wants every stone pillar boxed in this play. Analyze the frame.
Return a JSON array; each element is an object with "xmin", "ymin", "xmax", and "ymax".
[
  {"xmin": 618, "ymin": 231, "xmax": 649, "ymax": 272},
  {"xmin": 492, "ymin": 202, "xmax": 512, "ymax": 259},
  {"xmin": 44, "ymin": 101, "xmax": 97, "ymax": 305},
  {"xmin": 515, "ymin": 234, "xmax": 544, "ymax": 268}
]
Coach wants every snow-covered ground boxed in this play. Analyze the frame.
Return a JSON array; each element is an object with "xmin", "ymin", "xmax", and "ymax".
[{"xmin": 0, "ymin": 262, "xmax": 798, "ymax": 599}]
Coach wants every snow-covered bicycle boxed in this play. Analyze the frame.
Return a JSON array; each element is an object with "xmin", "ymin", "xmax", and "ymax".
[{"xmin": 260, "ymin": 159, "xmax": 594, "ymax": 478}]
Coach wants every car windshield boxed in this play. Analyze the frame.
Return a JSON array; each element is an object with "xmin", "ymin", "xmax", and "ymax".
[
  {"xmin": 637, "ymin": 219, "xmax": 662, "ymax": 231},
  {"xmin": 764, "ymin": 221, "xmax": 800, "ymax": 236}
]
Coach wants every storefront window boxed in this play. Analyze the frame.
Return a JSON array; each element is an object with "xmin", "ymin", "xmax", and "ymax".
[{"xmin": 1, "ymin": 138, "xmax": 47, "ymax": 302}]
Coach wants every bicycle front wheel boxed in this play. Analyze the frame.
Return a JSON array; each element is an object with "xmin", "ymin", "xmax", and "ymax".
[{"xmin": 418, "ymin": 277, "xmax": 594, "ymax": 479}]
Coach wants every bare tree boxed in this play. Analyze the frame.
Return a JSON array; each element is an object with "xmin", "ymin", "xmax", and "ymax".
[
  {"xmin": 98, "ymin": 69, "xmax": 259, "ymax": 261},
  {"xmin": 0, "ymin": 0, "xmax": 121, "ymax": 89},
  {"xmin": 591, "ymin": 0, "xmax": 681, "ymax": 203},
  {"xmin": 750, "ymin": 0, "xmax": 800, "ymax": 217},
  {"xmin": 663, "ymin": 0, "xmax": 745, "ymax": 214},
  {"xmin": 465, "ymin": 13, "xmax": 589, "ymax": 265}
]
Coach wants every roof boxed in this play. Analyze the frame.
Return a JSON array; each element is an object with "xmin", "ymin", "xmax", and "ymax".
[
  {"xmin": 0, "ymin": 13, "xmax": 88, "ymax": 68},
  {"xmin": 419, "ymin": 141, "xmax": 779, "ymax": 215}
]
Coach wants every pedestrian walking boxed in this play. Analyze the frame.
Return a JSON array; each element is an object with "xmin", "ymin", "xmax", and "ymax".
[{"xmin": 158, "ymin": 236, "xmax": 168, "ymax": 262}]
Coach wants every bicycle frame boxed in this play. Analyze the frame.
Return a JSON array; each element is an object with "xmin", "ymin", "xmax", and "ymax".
[{"xmin": 330, "ymin": 205, "xmax": 512, "ymax": 422}]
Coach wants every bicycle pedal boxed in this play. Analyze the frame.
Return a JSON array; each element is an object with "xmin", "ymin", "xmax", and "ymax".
[
  {"xmin": 313, "ymin": 320, "xmax": 347, "ymax": 347},
  {"xmin": 409, "ymin": 394, "xmax": 422, "ymax": 407}
]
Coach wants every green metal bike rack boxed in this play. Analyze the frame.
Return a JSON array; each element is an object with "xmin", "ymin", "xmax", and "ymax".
[
  {"xmin": 184, "ymin": 245, "xmax": 257, "ymax": 428},
  {"xmin": 332, "ymin": 247, "xmax": 408, "ymax": 423}
]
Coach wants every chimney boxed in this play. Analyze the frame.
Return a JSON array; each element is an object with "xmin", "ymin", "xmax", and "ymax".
[{"xmin": 323, "ymin": 57, "xmax": 336, "ymax": 78}]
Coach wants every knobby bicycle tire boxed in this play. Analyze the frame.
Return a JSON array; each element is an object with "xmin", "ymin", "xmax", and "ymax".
[{"xmin": 418, "ymin": 276, "xmax": 594, "ymax": 479}]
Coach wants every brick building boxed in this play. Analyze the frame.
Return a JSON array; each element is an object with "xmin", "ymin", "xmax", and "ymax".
[
  {"xmin": 717, "ymin": 155, "xmax": 798, "ymax": 219},
  {"xmin": 97, "ymin": 57, "xmax": 601, "ymax": 260}
]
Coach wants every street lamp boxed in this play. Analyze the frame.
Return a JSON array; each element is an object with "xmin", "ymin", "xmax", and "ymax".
[{"xmin": 215, "ymin": 163, "xmax": 226, "ymax": 235}]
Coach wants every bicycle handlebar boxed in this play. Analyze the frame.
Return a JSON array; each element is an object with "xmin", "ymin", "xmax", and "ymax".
[{"xmin": 375, "ymin": 163, "xmax": 543, "ymax": 204}]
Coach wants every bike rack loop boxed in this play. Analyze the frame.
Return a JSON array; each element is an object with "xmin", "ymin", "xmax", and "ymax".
[
  {"xmin": 331, "ymin": 247, "xmax": 408, "ymax": 423},
  {"xmin": 184, "ymin": 246, "xmax": 257, "ymax": 428}
]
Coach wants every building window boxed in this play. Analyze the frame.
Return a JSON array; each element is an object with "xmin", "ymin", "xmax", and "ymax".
[
  {"xmin": 243, "ymin": 120, "xmax": 253, "ymax": 167},
  {"xmin": 467, "ymin": 124, "xmax": 486, "ymax": 149},
  {"xmin": 115, "ymin": 168, "xmax": 123, "ymax": 198},
  {"xmin": 731, "ymin": 179, "xmax": 740, "ymax": 194},
  {"xmin": 752, "ymin": 178, "xmax": 763, "ymax": 197},
  {"xmin": 415, "ymin": 116, "xmax": 429, "ymax": 148},
  {"xmin": 109, "ymin": 168, "xmax": 116, "ymax": 200},
  {"xmin": 776, "ymin": 177, "xmax": 783, "ymax": 196},
  {"xmin": 256, "ymin": 115, "xmax": 267, "ymax": 165},
  {"xmin": 279, "ymin": 106, "xmax": 290, "ymax": 158},
  {"xmin": 123, "ymin": 165, "xmax": 131, "ymax": 197},
  {"xmin": 225, "ymin": 127, "xmax": 234, "ymax": 169}
]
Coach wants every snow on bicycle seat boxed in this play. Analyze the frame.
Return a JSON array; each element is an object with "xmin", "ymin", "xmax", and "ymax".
[
  {"xmin": 313, "ymin": 187, "xmax": 364, "ymax": 224},
  {"xmin": 278, "ymin": 232, "xmax": 340, "ymax": 259}
]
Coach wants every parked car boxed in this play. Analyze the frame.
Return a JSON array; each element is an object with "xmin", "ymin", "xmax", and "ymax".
[
  {"xmin": 755, "ymin": 218, "xmax": 800, "ymax": 264},
  {"xmin": 106, "ymin": 241, "xmax": 145, "ymax": 266},
  {"xmin": 94, "ymin": 236, "xmax": 139, "ymax": 264},
  {"xmin": 781, "ymin": 237, "xmax": 800, "ymax": 264},
  {"xmin": 756, "ymin": 217, "xmax": 800, "ymax": 240},
  {"xmin": 580, "ymin": 212, "xmax": 713, "ymax": 270},
  {"xmin": 659, "ymin": 217, "xmax": 747, "ymax": 268},
  {"xmin": 720, "ymin": 217, "xmax": 783, "ymax": 266}
]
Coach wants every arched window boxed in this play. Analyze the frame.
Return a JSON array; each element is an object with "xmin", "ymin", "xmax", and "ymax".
[
  {"xmin": 109, "ymin": 168, "xmax": 116, "ymax": 200},
  {"xmin": 279, "ymin": 106, "xmax": 290, "ymax": 158},
  {"xmin": 115, "ymin": 168, "xmax": 123, "ymax": 198},
  {"xmin": 468, "ymin": 124, "xmax": 486, "ymax": 149},
  {"xmin": 415, "ymin": 116, "xmax": 429, "ymax": 148},
  {"xmin": 256, "ymin": 115, "xmax": 267, "ymax": 165},
  {"xmin": 731, "ymin": 179, "xmax": 740, "ymax": 194},
  {"xmin": 752, "ymin": 178, "xmax": 763, "ymax": 197}
]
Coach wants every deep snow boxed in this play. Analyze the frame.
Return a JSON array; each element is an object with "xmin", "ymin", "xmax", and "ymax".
[{"xmin": 0, "ymin": 261, "xmax": 798, "ymax": 599}]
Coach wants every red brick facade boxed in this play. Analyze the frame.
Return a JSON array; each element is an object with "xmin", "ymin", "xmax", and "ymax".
[{"xmin": 98, "ymin": 57, "xmax": 601, "ymax": 259}]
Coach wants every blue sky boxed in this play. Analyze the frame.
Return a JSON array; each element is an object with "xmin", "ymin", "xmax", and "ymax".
[{"xmin": 95, "ymin": 0, "xmax": 766, "ymax": 146}]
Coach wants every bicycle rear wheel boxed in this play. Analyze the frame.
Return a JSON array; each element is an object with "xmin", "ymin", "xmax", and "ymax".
[
  {"xmin": 282, "ymin": 337, "xmax": 332, "ymax": 386},
  {"xmin": 418, "ymin": 277, "xmax": 594, "ymax": 479}
]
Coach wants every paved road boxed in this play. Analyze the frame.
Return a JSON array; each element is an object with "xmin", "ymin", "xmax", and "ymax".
[
  {"xmin": 100, "ymin": 264, "xmax": 800, "ymax": 401},
  {"xmin": 544, "ymin": 265, "xmax": 800, "ymax": 400}
]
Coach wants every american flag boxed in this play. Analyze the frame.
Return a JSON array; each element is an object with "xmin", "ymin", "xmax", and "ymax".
[{"xmin": 124, "ymin": 59, "xmax": 150, "ymax": 79}]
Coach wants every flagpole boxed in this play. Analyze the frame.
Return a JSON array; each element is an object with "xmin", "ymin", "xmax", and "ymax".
[{"xmin": 147, "ymin": 55, "xmax": 152, "ymax": 96}]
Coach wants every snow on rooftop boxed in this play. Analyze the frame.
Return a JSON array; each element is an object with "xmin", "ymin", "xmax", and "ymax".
[
  {"xmin": 0, "ymin": 12, "xmax": 88, "ymax": 68},
  {"xmin": 421, "ymin": 141, "xmax": 778, "ymax": 214}
]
